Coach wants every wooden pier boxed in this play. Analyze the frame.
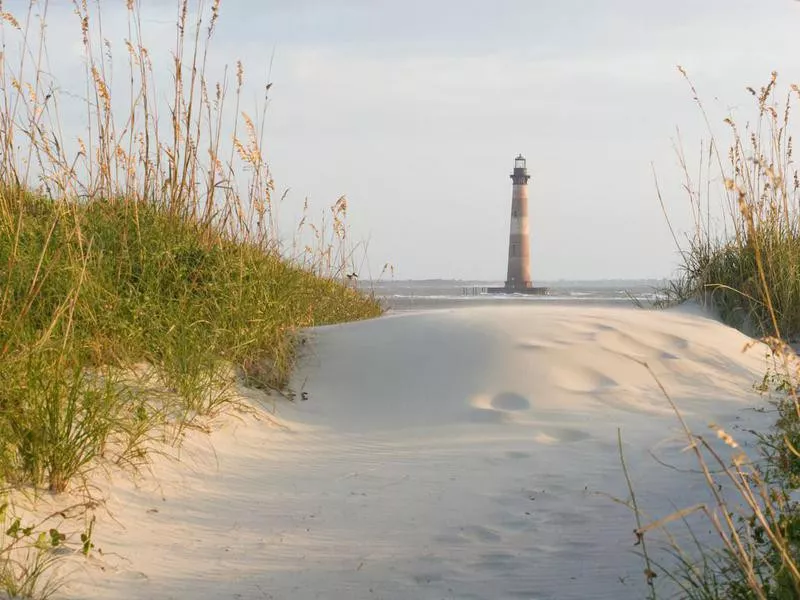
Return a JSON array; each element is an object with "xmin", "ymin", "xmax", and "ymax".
[{"xmin": 462, "ymin": 286, "xmax": 550, "ymax": 296}]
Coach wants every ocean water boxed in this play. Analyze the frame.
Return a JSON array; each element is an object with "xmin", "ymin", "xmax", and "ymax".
[{"xmin": 368, "ymin": 279, "xmax": 669, "ymax": 312}]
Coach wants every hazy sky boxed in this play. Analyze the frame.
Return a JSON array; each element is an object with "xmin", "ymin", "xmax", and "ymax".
[
  {"xmin": 9, "ymin": 0, "xmax": 800, "ymax": 280},
  {"xmin": 224, "ymin": 0, "xmax": 800, "ymax": 281}
]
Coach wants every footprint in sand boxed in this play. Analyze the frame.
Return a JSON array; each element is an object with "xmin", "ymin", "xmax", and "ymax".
[
  {"xmin": 551, "ymin": 365, "xmax": 617, "ymax": 394},
  {"xmin": 491, "ymin": 392, "xmax": 531, "ymax": 411},
  {"xmin": 468, "ymin": 393, "xmax": 531, "ymax": 424},
  {"xmin": 535, "ymin": 427, "xmax": 591, "ymax": 444}
]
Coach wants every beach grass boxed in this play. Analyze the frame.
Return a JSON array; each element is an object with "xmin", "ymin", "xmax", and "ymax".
[
  {"xmin": 663, "ymin": 70, "xmax": 800, "ymax": 340},
  {"xmin": 0, "ymin": 1, "xmax": 381, "ymax": 596},
  {"xmin": 638, "ymin": 71, "xmax": 800, "ymax": 599}
]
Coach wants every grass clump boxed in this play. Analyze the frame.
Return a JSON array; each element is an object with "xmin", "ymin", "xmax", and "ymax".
[
  {"xmin": 630, "ymin": 72, "xmax": 800, "ymax": 600},
  {"xmin": 0, "ymin": 498, "xmax": 68, "ymax": 600},
  {"xmin": 0, "ymin": 0, "xmax": 381, "ymax": 491},
  {"xmin": 0, "ymin": 1, "xmax": 381, "ymax": 491},
  {"xmin": 665, "ymin": 70, "xmax": 800, "ymax": 339},
  {"xmin": 0, "ymin": 0, "xmax": 382, "ymax": 596}
]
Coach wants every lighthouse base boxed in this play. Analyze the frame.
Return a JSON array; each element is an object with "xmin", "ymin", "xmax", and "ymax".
[{"xmin": 485, "ymin": 286, "xmax": 550, "ymax": 296}]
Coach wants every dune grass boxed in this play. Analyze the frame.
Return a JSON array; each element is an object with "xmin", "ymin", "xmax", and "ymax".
[
  {"xmin": 0, "ymin": 1, "xmax": 381, "ymax": 596},
  {"xmin": 632, "ymin": 71, "xmax": 800, "ymax": 599},
  {"xmin": 0, "ymin": 194, "xmax": 381, "ymax": 493},
  {"xmin": 662, "ymin": 70, "xmax": 800, "ymax": 340}
]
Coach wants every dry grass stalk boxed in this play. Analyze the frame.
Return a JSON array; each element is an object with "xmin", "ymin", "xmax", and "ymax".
[
  {"xmin": 0, "ymin": 2, "xmax": 382, "ymax": 597},
  {"xmin": 638, "ymin": 70, "xmax": 800, "ymax": 599}
]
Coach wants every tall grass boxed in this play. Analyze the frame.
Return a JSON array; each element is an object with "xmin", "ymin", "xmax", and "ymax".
[
  {"xmin": 633, "ymin": 71, "xmax": 800, "ymax": 599},
  {"xmin": 0, "ymin": 2, "xmax": 383, "ymax": 592},
  {"xmin": 0, "ymin": 0, "xmax": 380, "ymax": 507},
  {"xmin": 664, "ymin": 70, "xmax": 800, "ymax": 339}
]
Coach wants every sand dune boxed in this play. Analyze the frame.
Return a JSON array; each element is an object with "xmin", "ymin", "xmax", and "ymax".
[{"xmin": 59, "ymin": 304, "xmax": 770, "ymax": 599}]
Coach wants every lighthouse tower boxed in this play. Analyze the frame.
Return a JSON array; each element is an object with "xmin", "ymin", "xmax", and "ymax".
[{"xmin": 505, "ymin": 154, "xmax": 532, "ymax": 290}]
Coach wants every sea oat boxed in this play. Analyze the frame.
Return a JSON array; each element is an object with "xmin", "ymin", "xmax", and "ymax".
[
  {"xmin": 709, "ymin": 424, "xmax": 739, "ymax": 449},
  {"xmin": 0, "ymin": 11, "xmax": 20, "ymax": 29}
]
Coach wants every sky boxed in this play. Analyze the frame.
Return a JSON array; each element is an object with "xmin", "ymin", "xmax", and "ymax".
[{"xmin": 6, "ymin": 0, "xmax": 800, "ymax": 280}]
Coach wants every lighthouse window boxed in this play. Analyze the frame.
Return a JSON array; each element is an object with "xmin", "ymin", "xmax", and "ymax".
[
  {"xmin": 512, "ymin": 208, "xmax": 519, "ymax": 217},
  {"xmin": 511, "ymin": 244, "xmax": 518, "ymax": 256}
]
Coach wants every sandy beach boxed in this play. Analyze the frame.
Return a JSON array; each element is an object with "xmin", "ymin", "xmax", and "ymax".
[
  {"xmin": 3, "ymin": 0, "xmax": 799, "ymax": 596},
  {"xmin": 37, "ymin": 303, "xmax": 770, "ymax": 600}
]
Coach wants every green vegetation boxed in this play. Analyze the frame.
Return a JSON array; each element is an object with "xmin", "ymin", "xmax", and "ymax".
[
  {"xmin": 636, "ymin": 71, "xmax": 800, "ymax": 599},
  {"xmin": 0, "ymin": 196, "xmax": 381, "ymax": 492},
  {"xmin": 663, "ymin": 70, "xmax": 800, "ymax": 340},
  {"xmin": 0, "ymin": 498, "xmax": 82, "ymax": 600},
  {"xmin": 0, "ymin": 1, "xmax": 381, "ymax": 596}
]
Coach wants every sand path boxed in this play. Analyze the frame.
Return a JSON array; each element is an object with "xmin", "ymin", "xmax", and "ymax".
[{"xmin": 62, "ymin": 305, "xmax": 770, "ymax": 599}]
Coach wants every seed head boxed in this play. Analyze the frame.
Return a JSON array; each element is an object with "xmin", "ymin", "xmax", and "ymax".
[{"xmin": 0, "ymin": 11, "xmax": 20, "ymax": 29}]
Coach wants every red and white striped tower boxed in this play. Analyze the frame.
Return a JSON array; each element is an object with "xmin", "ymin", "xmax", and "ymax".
[{"xmin": 505, "ymin": 154, "xmax": 532, "ymax": 290}]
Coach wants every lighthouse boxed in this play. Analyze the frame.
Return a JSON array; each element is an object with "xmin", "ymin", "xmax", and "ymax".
[
  {"xmin": 506, "ymin": 154, "xmax": 532, "ymax": 289},
  {"xmin": 486, "ymin": 154, "xmax": 548, "ymax": 296}
]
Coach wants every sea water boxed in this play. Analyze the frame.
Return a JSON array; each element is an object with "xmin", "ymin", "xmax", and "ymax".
[{"xmin": 367, "ymin": 279, "xmax": 669, "ymax": 312}]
